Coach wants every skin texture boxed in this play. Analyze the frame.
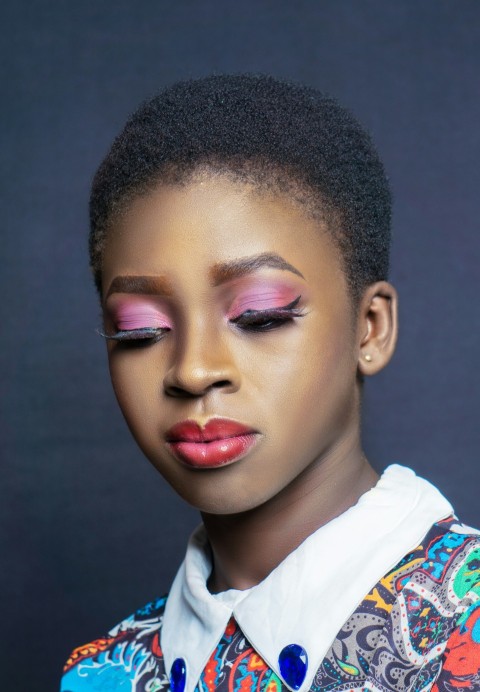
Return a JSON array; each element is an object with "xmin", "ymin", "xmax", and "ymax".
[{"xmin": 102, "ymin": 175, "xmax": 398, "ymax": 592}]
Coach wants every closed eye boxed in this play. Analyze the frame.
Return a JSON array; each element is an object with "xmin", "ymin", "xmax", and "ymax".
[
  {"xmin": 97, "ymin": 327, "xmax": 170, "ymax": 344},
  {"xmin": 98, "ymin": 295, "xmax": 306, "ymax": 341},
  {"xmin": 230, "ymin": 295, "xmax": 306, "ymax": 332}
]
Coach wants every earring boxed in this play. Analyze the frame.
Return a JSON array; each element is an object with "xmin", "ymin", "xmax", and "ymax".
[{"xmin": 363, "ymin": 353, "xmax": 372, "ymax": 362}]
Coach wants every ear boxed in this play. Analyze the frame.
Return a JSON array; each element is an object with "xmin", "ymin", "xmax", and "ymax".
[{"xmin": 357, "ymin": 281, "xmax": 398, "ymax": 376}]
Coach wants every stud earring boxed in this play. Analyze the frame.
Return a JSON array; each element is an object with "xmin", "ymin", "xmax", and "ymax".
[{"xmin": 363, "ymin": 353, "xmax": 372, "ymax": 362}]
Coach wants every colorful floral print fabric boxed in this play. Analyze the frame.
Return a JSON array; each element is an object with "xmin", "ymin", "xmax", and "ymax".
[{"xmin": 61, "ymin": 518, "xmax": 480, "ymax": 691}]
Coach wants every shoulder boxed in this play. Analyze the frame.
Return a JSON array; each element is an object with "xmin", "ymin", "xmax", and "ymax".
[
  {"xmin": 61, "ymin": 596, "xmax": 169, "ymax": 691},
  {"xmin": 320, "ymin": 518, "xmax": 480, "ymax": 689},
  {"xmin": 378, "ymin": 517, "xmax": 480, "ymax": 686},
  {"xmin": 415, "ymin": 519, "xmax": 480, "ymax": 689},
  {"xmin": 379, "ymin": 517, "xmax": 480, "ymax": 612},
  {"xmin": 404, "ymin": 517, "xmax": 480, "ymax": 596}
]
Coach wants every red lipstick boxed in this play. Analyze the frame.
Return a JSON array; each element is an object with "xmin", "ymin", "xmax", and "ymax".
[{"xmin": 165, "ymin": 418, "xmax": 260, "ymax": 469}]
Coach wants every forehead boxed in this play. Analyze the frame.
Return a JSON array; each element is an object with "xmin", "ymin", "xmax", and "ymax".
[{"xmin": 102, "ymin": 176, "xmax": 347, "ymax": 299}]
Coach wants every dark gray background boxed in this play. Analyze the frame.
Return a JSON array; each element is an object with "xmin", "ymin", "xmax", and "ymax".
[{"xmin": 2, "ymin": 2, "xmax": 479, "ymax": 689}]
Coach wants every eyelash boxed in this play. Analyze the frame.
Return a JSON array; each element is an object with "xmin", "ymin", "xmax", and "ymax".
[
  {"xmin": 98, "ymin": 326, "xmax": 168, "ymax": 344},
  {"xmin": 100, "ymin": 296, "xmax": 305, "ymax": 343},
  {"xmin": 230, "ymin": 296, "xmax": 305, "ymax": 332}
]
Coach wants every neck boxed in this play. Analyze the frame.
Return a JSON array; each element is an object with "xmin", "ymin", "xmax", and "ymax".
[{"xmin": 202, "ymin": 432, "xmax": 378, "ymax": 593}]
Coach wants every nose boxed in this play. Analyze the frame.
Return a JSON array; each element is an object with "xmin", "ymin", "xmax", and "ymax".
[{"xmin": 163, "ymin": 323, "xmax": 241, "ymax": 398}]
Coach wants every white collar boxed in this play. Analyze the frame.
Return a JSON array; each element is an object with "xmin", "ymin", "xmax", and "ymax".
[{"xmin": 161, "ymin": 465, "xmax": 453, "ymax": 692}]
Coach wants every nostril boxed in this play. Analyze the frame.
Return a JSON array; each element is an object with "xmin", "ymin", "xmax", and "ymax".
[
  {"xmin": 165, "ymin": 379, "xmax": 234, "ymax": 397},
  {"xmin": 165, "ymin": 379, "xmax": 233, "ymax": 397},
  {"xmin": 166, "ymin": 386, "xmax": 198, "ymax": 398}
]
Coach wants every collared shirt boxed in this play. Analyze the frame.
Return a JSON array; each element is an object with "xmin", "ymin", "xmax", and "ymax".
[{"xmin": 61, "ymin": 465, "xmax": 480, "ymax": 692}]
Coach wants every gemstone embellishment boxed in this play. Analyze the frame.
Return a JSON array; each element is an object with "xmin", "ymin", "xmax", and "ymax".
[
  {"xmin": 170, "ymin": 657, "xmax": 187, "ymax": 692},
  {"xmin": 278, "ymin": 644, "xmax": 308, "ymax": 690}
]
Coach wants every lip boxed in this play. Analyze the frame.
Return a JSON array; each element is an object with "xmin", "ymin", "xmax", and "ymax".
[{"xmin": 165, "ymin": 418, "xmax": 260, "ymax": 469}]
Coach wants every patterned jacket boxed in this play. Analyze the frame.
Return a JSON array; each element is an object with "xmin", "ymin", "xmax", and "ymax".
[{"xmin": 62, "ymin": 517, "xmax": 480, "ymax": 692}]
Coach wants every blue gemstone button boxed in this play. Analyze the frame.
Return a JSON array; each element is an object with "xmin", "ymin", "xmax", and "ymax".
[
  {"xmin": 278, "ymin": 644, "xmax": 308, "ymax": 690},
  {"xmin": 170, "ymin": 657, "xmax": 186, "ymax": 692}
]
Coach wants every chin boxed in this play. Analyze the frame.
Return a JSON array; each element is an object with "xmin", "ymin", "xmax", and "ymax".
[
  {"xmin": 167, "ymin": 475, "xmax": 273, "ymax": 516},
  {"xmin": 145, "ymin": 446, "xmax": 277, "ymax": 515},
  {"xmin": 181, "ymin": 488, "xmax": 268, "ymax": 516}
]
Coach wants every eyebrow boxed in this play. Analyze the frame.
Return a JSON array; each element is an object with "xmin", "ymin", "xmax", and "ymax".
[
  {"xmin": 210, "ymin": 252, "xmax": 305, "ymax": 285},
  {"xmin": 105, "ymin": 253, "xmax": 305, "ymax": 298},
  {"xmin": 106, "ymin": 275, "xmax": 174, "ymax": 298}
]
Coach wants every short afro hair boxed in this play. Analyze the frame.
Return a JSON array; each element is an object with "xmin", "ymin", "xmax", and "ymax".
[{"xmin": 90, "ymin": 74, "xmax": 392, "ymax": 302}]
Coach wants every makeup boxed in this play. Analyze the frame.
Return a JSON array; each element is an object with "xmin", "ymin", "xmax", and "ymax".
[
  {"xmin": 165, "ymin": 418, "xmax": 260, "ymax": 469},
  {"xmin": 102, "ymin": 295, "xmax": 173, "ymax": 341},
  {"xmin": 101, "ymin": 278, "xmax": 305, "ymax": 341},
  {"xmin": 226, "ymin": 282, "xmax": 303, "ymax": 319},
  {"xmin": 103, "ymin": 275, "xmax": 174, "ymax": 339},
  {"xmin": 111, "ymin": 299, "xmax": 172, "ymax": 331}
]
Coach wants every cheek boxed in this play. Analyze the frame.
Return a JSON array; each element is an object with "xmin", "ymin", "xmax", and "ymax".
[
  {"xmin": 249, "ymin": 317, "xmax": 357, "ymax": 440},
  {"xmin": 107, "ymin": 351, "xmax": 160, "ymax": 432}
]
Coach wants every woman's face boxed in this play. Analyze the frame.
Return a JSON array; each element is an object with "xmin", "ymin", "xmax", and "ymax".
[{"xmin": 102, "ymin": 176, "xmax": 362, "ymax": 514}]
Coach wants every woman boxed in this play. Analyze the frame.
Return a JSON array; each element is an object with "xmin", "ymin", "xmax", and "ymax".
[{"xmin": 61, "ymin": 74, "xmax": 480, "ymax": 692}]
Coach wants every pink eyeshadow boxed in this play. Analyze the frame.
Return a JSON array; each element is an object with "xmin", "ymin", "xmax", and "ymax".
[
  {"xmin": 112, "ymin": 300, "xmax": 172, "ymax": 330},
  {"xmin": 227, "ymin": 285, "xmax": 299, "ymax": 318}
]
